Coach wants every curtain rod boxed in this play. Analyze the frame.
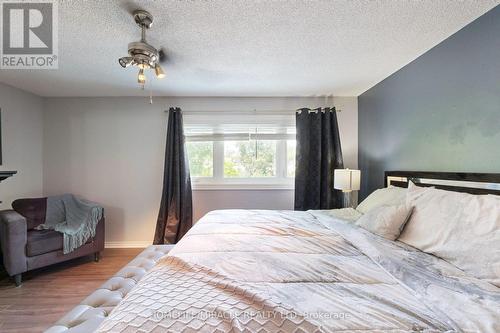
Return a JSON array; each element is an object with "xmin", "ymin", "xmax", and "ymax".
[
  {"xmin": 296, "ymin": 107, "xmax": 341, "ymax": 114},
  {"xmin": 164, "ymin": 108, "xmax": 342, "ymax": 114}
]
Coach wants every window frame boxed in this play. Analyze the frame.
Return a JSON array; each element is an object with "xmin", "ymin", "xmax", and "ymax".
[
  {"xmin": 184, "ymin": 110, "xmax": 296, "ymax": 190},
  {"xmin": 189, "ymin": 140, "xmax": 295, "ymax": 190}
]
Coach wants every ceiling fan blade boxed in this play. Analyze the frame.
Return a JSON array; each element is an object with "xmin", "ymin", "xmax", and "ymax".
[{"xmin": 158, "ymin": 48, "xmax": 170, "ymax": 64}]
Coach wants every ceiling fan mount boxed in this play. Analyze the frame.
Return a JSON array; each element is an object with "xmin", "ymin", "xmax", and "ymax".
[
  {"xmin": 133, "ymin": 9, "xmax": 153, "ymax": 28},
  {"xmin": 118, "ymin": 10, "xmax": 165, "ymax": 86}
]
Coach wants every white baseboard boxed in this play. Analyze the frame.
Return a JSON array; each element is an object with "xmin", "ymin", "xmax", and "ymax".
[{"xmin": 105, "ymin": 241, "xmax": 152, "ymax": 248}]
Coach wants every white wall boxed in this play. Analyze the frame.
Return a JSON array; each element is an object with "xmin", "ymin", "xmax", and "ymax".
[
  {"xmin": 192, "ymin": 190, "xmax": 294, "ymax": 222},
  {"xmin": 0, "ymin": 83, "xmax": 44, "ymax": 209},
  {"xmin": 43, "ymin": 96, "xmax": 357, "ymax": 247}
]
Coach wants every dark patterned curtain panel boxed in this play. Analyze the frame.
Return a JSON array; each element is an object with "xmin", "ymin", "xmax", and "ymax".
[
  {"xmin": 154, "ymin": 107, "xmax": 193, "ymax": 244},
  {"xmin": 294, "ymin": 107, "xmax": 344, "ymax": 210}
]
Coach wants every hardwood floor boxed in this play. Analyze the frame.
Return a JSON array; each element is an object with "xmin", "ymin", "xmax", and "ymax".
[{"xmin": 0, "ymin": 248, "xmax": 144, "ymax": 333}]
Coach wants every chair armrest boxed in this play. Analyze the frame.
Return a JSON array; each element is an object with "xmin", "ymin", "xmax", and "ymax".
[
  {"xmin": 0, "ymin": 210, "xmax": 27, "ymax": 276},
  {"xmin": 94, "ymin": 216, "xmax": 105, "ymax": 251}
]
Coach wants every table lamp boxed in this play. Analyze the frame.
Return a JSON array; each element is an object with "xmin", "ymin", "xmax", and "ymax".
[{"xmin": 334, "ymin": 169, "xmax": 361, "ymax": 208}]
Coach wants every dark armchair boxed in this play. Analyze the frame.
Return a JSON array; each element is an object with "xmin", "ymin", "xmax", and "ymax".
[{"xmin": 0, "ymin": 197, "xmax": 105, "ymax": 286}]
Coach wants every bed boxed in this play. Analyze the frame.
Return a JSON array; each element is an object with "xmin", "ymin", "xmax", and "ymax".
[{"xmin": 96, "ymin": 171, "xmax": 500, "ymax": 333}]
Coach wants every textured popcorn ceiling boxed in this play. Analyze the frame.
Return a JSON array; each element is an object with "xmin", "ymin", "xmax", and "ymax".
[{"xmin": 0, "ymin": 0, "xmax": 498, "ymax": 97}]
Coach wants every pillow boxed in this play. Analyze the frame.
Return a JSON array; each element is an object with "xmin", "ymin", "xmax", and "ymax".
[
  {"xmin": 356, "ymin": 186, "xmax": 407, "ymax": 213},
  {"xmin": 314, "ymin": 208, "xmax": 362, "ymax": 223},
  {"xmin": 398, "ymin": 182, "xmax": 500, "ymax": 287},
  {"xmin": 355, "ymin": 204, "xmax": 413, "ymax": 240},
  {"xmin": 405, "ymin": 180, "xmax": 432, "ymax": 203},
  {"xmin": 12, "ymin": 197, "xmax": 48, "ymax": 230}
]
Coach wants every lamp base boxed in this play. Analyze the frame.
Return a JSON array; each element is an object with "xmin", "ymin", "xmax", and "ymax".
[{"xmin": 342, "ymin": 191, "xmax": 356, "ymax": 208}]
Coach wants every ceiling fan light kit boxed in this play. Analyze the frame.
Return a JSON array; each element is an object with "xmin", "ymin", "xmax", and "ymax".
[
  {"xmin": 137, "ymin": 68, "xmax": 146, "ymax": 84},
  {"xmin": 155, "ymin": 63, "xmax": 166, "ymax": 78},
  {"xmin": 119, "ymin": 10, "xmax": 166, "ymax": 87}
]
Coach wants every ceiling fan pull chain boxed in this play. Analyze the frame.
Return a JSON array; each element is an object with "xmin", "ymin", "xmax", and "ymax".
[{"xmin": 254, "ymin": 109, "xmax": 258, "ymax": 160}]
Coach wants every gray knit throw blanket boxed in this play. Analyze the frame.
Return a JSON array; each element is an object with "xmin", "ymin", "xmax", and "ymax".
[{"xmin": 35, "ymin": 194, "xmax": 103, "ymax": 254}]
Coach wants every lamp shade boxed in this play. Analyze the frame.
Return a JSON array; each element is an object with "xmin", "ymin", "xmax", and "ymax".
[{"xmin": 334, "ymin": 169, "xmax": 361, "ymax": 192}]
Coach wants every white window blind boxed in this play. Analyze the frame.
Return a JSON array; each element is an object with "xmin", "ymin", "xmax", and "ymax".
[{"xmin": 183, "ymin": 111, "xmax": 295, "ymax": 141}]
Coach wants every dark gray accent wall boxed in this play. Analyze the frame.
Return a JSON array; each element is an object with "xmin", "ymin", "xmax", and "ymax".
[{"xmin": 358, "ymin": 6, "xmax": 500, "ymax": 199}]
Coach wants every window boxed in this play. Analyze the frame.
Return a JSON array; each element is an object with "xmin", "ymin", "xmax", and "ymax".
[
  {"xmin": 224, "ymin": 140, "xmax": 276, "ymax": 178},
  {"xmin": 184, "ymin": 111, "xmax": 295, "ymax": 189},
  {"xmin": 286, "ymin": 139, "xmax": 296, "ymax": 178},
  {"xmin": 185, "ymin": 141, "xmax": 213, "ymax": 177}
]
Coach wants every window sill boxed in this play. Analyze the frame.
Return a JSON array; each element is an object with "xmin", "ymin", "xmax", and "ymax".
[{"xmin": 191, "ymin": 183, "xmax": 295, "ymax": 191}]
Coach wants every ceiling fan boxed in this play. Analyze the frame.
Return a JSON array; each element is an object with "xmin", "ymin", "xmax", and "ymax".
[{"xmin": 118, "ymin": 10, "xmax": 166, "ymax": 86}]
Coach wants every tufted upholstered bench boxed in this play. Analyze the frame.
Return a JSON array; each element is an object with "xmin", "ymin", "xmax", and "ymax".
[{"xmin": 44, "ymin": 245, "xmax": 173, "ymax": 333}]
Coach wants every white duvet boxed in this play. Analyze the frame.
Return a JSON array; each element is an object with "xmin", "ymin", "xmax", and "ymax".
[{"xmin": 97, "ymin": 209, "xmax": 500, "ymax": 333}]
